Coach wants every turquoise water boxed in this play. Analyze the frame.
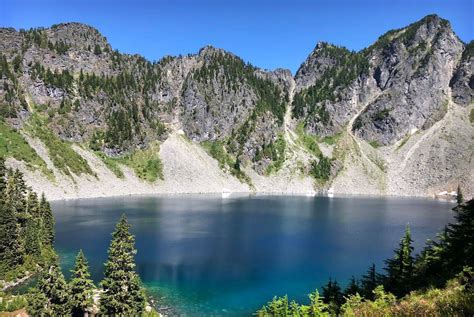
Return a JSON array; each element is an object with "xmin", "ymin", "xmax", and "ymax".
[{"xmin": 52, "ymin": 194, "xmax": 454, "ymax": 316}]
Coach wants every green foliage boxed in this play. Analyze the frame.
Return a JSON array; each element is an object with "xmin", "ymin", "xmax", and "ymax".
[
  {"xmin": 368, "ymin": 140, "xmax": 381, "ymax": 148},
  {"xmin": 462, "ymin": 40, "xmax": 474, "ymax": 60},
  {"xmin": 384, "ymin": 225, "xmax": 414, "ymax": 296},
  {"xmin": 201, "ymin": 140, "xmax": 252, "ymax": 185},
  {"xmin": 373, "ymin": 108, "xmax": 390, "ymax": 121},
  {"xmin": 310, "ymin": 154, "xmax": 332, "ymax": 181},
  {"xmin": 0, "ymin": 293, "xmax": 28, "ymax": 312},
  {"xmin": 295, "ymin": 122, "xmax": 321, "ymax": 156},
  {"xmin": 0, "ymin": 120, "xmax": 52, "ymax": 179},
  {"xmin": 0, "ymin": 163, "xmax": 56, "ymax": 282},
  {"xmin": 265, "ymin": 135, "xmax": 286, "ymax": 175},
  {"xmin": 33, "ymin": 263, "xmax": 71, "ymax": 316},
  {"xmin": 457, "ymin": 185, "xmax": 464, "ymax": 205},
  {"xmin": 321, "ymin": 133, "xmax": 342, "ymax": 146},
  {"xmin": 100, "ymin": 215, "xmax": 146, "ymax": 315},
  {"xmin": 95, "ymin": 151, "xmax": 125, "ymax": 179},
  {"xmin": 24, "ymin": 114, "xmax": 94, "ymax": 178},
  {"xmin": 94, "ymin": 44, "xmax": 102, "ymax": 55},
  {"xmin": 257, "ymin": 290, "xmax": 329, "ymax": 317},
  {"xmin": 414, "ymin": 200, "xmax": 474, "ymax": 288},
  {"xmin": 30, "ymin": 62, "xmax": 74, "ymax": 92},
  {"xmin": 40, "ymin": 193, "xmax": 55, "ymax": 246},
  {"xmin": 69, "ymin": 250, "xmax": 95, "ymax": 317},
  {"xmin": 292, "ymin": 45, "xmax": 369, "ymax": 120},
  {"xmin": 322, "ymin": 278, "xmax": 343, "ymax": 314},
  {"xmin": 117, "ymin": 143, "xmax": 164, "ymax": 182},
  {"xmin": 193, "ymin": 50, "xmax": 286, "ymax": 124}
]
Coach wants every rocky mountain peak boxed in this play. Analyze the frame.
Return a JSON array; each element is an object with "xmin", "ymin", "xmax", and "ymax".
[{"xmin": 46, "ymin": 22, "xmax": 111, "ymax": 51}]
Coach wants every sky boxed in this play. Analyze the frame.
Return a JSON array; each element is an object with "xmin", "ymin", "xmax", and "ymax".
[{"xmin": 1, "ymin": 0, "xmax": 472, "ymax": 73}]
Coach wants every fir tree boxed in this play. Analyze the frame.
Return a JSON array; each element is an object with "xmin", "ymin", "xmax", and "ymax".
[
  {"xmin": 70, "ymin": 250, "xmax": 95, "ymax": 317},
  {"xmin": 100, "ymin": 215, "xmax": 146, "ymax": 315},
  {"xmin": 322, "ymin": 278, "xmax": 343, "ymax": 314},
  {"xmin": 384, "ymin": 224, "xmax": 414, "ymax": 296},
  {"xmin": 24, "ymin": 217, "xmax": 41, "ymax": 256},
  {"xmin": 0, "ymin": 175, "xmax": 24, "ymax": 268},
  {"xmin": 0, "ymin": 157, "xmax": 6, "ymax": 194},
  {"xmin": 457, "ymin": 185, "xmax": 464, "ymax": 204},
  {"xmin": 343, "ymin": 276, "xmax": 361, "ymax": 297},
  {"xmin": 37, "ymin": 263, "xmax": 71, "ymax": 315},
  {"xmin": 40, "ymin": 193, "xmax": 55, "ymax": 246},
  {"xmin": 27, "ymin": 287, "xmax": 50, "ymax": 316},
  {"xmin": 360, "ymin": 263, "xmax": 381, "ymax": 300}
]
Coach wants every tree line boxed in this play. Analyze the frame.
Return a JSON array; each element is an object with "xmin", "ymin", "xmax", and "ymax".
[
  {"xmin": 0, "ymin": 158, "xmax": 150, "ymax": 315},
  {"xmin": 257, "ymin": 198, "xmax": 474, "ymax": 316},
  {"xmin": 28, "ymin": 215, "xmax": 147, "ymax": 316},
  {"xmin": 0, "ymin": 158, "xmax": 55, "ymax": 281}
]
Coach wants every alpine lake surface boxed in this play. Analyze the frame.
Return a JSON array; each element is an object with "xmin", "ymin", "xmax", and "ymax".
[{"xmin": 50, "ymin": 194, "xmax": 454, "ymax": 316}]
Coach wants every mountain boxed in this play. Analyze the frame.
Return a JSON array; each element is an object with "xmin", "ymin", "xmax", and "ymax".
[{"xmin": 0, "ymin": 15, "xmax": 472, "ymax": 200}]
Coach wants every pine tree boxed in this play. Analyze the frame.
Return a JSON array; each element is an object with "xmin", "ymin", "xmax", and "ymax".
[
  {"xmin": 457, "ymin": 185, "xmax": 464, "ymax": 204},
  {"xmin": 40, "ymin": 193, "xmax": 55, "ymax": 246},
  {"xmin": 100, "ymin": 215, "xmax": 146, "ymax": 315},
  {"xmin": 70, "ymin": 250, "xmax": 95, "ymax": 317},
  {"xmin": 384, "ymin": 224, "xmax": 414, "ymax": 296},
  {"xmin": 37, "ymin": 263, "xmax": 71, "ymax": 315}
]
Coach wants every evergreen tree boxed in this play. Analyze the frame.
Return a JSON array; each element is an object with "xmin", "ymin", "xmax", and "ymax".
[
  {"xmin": 40, "ymin": 193, "xmax": 55, "ymax": 246},
  {"xmin": 457, "ymin": 185, "xmax": 464, "ymax": 204},
  {"xmin": 343, "ymin": 276, "xmax": 361, "ymax": 297},
  {"xmin": 360, "ymin": 263, "xmax": 381, "ymax": 300},
  {"xmin": 0, "ymin": 176, "xmax": 24, "ymax": 268},
  {"xmin": 27, "ymin": 287, "xmax": 50, "ymax": 316},
  {"xmin": 37, "ymin": 263, "xmax": 71, "ymax": 315},
  {"xmin": 415, "ymin": 199, "xmax": 474, "ymax": 288},
  {"xmin": 322, "ymin": 278, "xmax": 343, "ymax": 314},
  {"xmin": 100, "ymin": 215, "xmax": 146, "ymax": 315},
  {"xmin": 70, "ymin": 250, "xmax": 95, "ymax": 317},
  {"xmin": 24, "ymin": 217, "xmax": 41, "ymax": 256},
  {"xmin": 384, "ymin": 224, "xmax": 414, "ymax": 296},
  {"xmin": 0, "ymin": 157, "xmax": 6, "ymax": 194}
]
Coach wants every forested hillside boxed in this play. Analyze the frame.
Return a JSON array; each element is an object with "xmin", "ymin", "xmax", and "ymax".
[{"xmin": 0, "ymin": 14, "xmax": 472, "ymax": 199}]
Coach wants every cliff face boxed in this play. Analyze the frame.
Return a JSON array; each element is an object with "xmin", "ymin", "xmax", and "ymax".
[{"xmin": 0, "ymin": 16, "xmax": 472, "ymax": 200}]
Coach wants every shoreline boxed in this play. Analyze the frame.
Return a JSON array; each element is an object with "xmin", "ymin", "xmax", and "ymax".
[{"xmin": 46, "ymin": 190, "xmax": 457, "ymax": 203}]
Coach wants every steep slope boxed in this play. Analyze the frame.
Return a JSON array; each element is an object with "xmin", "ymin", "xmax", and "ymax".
[
  {"xmin": 0, "ymin": 15, "xmax": 472, "ymax": 200},
  {"xmin": 291, "ymin": 14, "xmax": 473, "ymax": 198}
]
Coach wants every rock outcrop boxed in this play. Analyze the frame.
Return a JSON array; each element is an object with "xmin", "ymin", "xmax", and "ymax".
[{"xmin": 0, "ymin": 14, "xmax": 472, "ymax": 200}]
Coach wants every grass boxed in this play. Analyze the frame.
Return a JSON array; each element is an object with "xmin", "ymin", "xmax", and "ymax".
[
  {"xmin": 369, "ymin": 140, "xmax": 382, "ymax": 148},
  {"xmin": 0, "ymin": 120, "xmax": 53, "ymax": 180},
  {"xmin": 321, "ymin": 132, "xmax": 342, "ymax": 145},
  {"xmin": 470, "ymin": 109, "xmax": 474, "ymax": 124},
  {"xmin": 295, "ymin": 122, "xmax": 322, "ymax": 156},
  {"xmin": 396, "ymin": 134, "xmax": 411, "ymax": 151},
  {"xmin": 201, "ymin": 140, "xmax": 253, "ymax": 186},
  {"xmin": 94, "ymin": 151, "xmax": 124, "ymax": 179},
  {"xmin": 0, "ymin": 293, "xmax": 28, "ymax": 313},
  {"xmin": 115, "ymin": 142, "xmax": 163, "ymax": 182},
  {"xmin": 265, "ymin": 135, "xmax": 286, "ymax": 175},
  {"xmin": 24, "ymin": 114, "xmax": 94, "ymax": 179}
]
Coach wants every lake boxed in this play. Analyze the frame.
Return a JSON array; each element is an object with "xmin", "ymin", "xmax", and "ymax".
[{"xmin": 51, "ymin": 194, "xmax": 454, "ymax": 316}]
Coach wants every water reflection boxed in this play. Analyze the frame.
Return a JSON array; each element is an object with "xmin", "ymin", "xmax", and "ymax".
[{"xmin": 52, "ymin": 195, "xmax": 454, "ymax": 316}]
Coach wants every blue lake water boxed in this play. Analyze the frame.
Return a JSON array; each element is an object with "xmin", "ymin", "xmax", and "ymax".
[{"xmin": 51, "ymin": 194, "xmax": 454, "ymax": 316}]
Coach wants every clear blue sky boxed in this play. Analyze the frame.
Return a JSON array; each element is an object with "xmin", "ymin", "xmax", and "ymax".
[{"xmin": 1, "ymin": 0, "xmax": 472, "ymax": 73}]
